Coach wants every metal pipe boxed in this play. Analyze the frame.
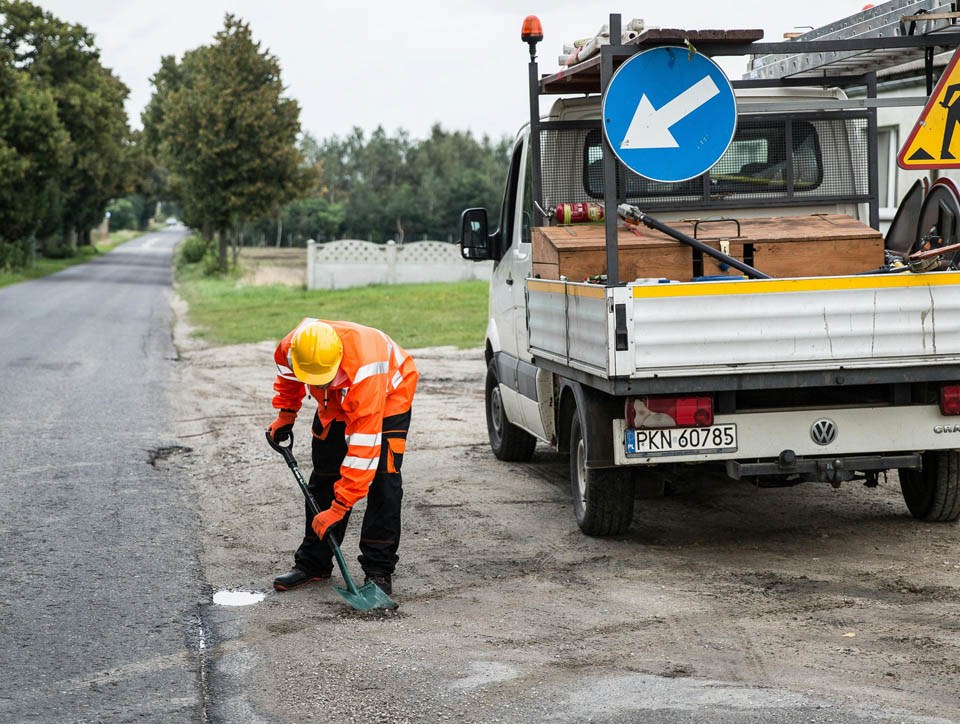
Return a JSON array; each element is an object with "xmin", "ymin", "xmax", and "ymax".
[
  {"xmin": 618, "ymin": 206, "xmax": 771, "ymax": 280},
  {"xmin": 528, "ymin": 53, "xmax": 544, "ymax": 227},
  {"xmin": 866, "ymin": 72, "xmax": 880, "ymax": 230},
  {"xmin": 600, "ymin": 13, "xmax": 622, "ymax": 286}
]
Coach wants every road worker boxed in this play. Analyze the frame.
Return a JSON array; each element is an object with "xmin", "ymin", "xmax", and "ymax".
[{"xmin": 267, "ymin": 318, "xmax": 418, "ymax": 595}]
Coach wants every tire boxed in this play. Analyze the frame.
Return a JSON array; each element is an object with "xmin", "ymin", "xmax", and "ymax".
[
  {"xmin": 485, "ymin": 359, "xmax": 536, "ymax": 462},
  {"xmin": 899, "ymin": 450, "xmax": 960, "ymax": 522},
  {"xmin": 569, "ymin": 411, "xmax": 634, "ymax": 536}
]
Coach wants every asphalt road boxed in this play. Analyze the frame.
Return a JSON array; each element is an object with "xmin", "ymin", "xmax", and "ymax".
[{"xmin": 0, "ymin": 229, "xmax": 204, "ymax": 723}]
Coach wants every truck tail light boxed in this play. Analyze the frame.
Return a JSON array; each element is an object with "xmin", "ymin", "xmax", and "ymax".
[
  {"xmin": 941, "ymin": 385, "xmax": 960, "ymax": 415},
  {"xmin": 625, "ymin": 395, "xmax": 714, "ymax": 428}
]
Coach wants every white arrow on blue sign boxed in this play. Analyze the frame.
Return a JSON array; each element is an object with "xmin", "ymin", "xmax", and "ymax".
[{"xmin": 602, "ymin": 47, "xmax": 737, "ymax": 184}]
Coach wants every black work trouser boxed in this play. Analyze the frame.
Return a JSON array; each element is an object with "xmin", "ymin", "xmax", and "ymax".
[{"xmin": 293, "ymin": 409, "xmax": 409, "ymax": 576}]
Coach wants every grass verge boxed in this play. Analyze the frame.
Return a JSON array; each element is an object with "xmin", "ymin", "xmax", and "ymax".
[{"xmin": 176, "ymin": 263, "xmax": 489, "ymax": 350}]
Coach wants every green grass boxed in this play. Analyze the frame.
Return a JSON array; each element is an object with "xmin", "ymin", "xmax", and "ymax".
[
  {"xmin": 4, "ymin": 229, "xmax": 491, "ymax": 350},
  {"xmin": 0, "ymin": 229, "xmax": 148, "ymax": 289},
  {"xmin": 176, "ymin": 270, "xmax": 489, "ymax": 349}
]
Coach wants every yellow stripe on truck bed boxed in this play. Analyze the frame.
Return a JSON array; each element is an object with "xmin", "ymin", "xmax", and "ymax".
[
  {"xmin": 631, "ymin": 271, "xmax": 960, "ymax": 298},
  {"xmin": 527, "ymin": 280, "xmax": 607, "ymax": 298}
]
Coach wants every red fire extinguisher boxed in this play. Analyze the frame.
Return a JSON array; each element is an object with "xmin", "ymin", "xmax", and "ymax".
[{"xmin": 553, "ymin": 202, "xmax": 604, "ymax": 224}]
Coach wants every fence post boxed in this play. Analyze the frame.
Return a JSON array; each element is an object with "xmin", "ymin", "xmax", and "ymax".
[
  {"xmin": 385, "ymin": 240, "xmax": 398, "ymax": 285},
  {"xmin": 306, "ymin": 239, "xmax": 316, "ymax": 290}
]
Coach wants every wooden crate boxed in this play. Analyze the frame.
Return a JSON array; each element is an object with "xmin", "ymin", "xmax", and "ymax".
[
  {"xmin": 532, "ymin": 214, "xmax": 884, "ymax": 281},
  {"xmin": 532, "ymin": 224, "xmax": 693, "ymax": 282}
]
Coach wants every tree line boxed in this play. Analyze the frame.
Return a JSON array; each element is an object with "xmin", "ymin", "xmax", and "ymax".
[
  {"xmin": 0, "ymin": 5, "xmax": 511, "ymax": 273},
  {"xmin": 236, "ymin": 126, "xmax": 512, "ymax": 249}
]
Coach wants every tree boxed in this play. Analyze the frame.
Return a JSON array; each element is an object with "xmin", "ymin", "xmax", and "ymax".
[
  {"xmin": 145, "ymin": 15, "xmax": 314, "ymax": 271},
  {"xmin": 281, "ymin": 196, "xmax": 345, "ymax": 243},
  {"xmin": 0, "ymin": 51, "xmax": 70, "ymax": 268},
  {"xmin": 126, "ymin": 130, "xmax": 168, "ymax": 229},
  {"xmin": 141, "ymin": 56, "xmax": 183, "ymax": 229},
  {"xmin": 105, "ymin": 197, "xmax": 139, "ymax": 231},
  {"xmin": 0, "ymin": 1, "xmax": 134, "ymax": 251}
]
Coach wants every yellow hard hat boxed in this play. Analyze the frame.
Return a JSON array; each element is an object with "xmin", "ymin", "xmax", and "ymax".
[{"xmin": 289, "ymin": 321, "xmax": 343, "ymax": 386}]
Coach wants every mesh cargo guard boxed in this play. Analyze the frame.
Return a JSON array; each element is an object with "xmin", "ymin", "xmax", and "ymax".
[{"xmin": 539, "ymin": 113, "xmax": 869, "ymax": 213}]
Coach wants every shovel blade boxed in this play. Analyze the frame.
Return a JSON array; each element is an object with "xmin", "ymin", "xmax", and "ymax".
[{"xmin": 333, "ymin": 581, "xmax": 398, "ymax": 611}]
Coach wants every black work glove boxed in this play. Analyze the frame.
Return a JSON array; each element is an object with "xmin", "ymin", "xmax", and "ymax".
[{"xmin": 267, "ymin": 409, "xmax": 297, "ymax": 442}]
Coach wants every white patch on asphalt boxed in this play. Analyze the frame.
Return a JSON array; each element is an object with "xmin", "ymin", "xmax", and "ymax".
[{"xmin": 213, "ymin": 590, "xmax": 266, "ymax": 606}]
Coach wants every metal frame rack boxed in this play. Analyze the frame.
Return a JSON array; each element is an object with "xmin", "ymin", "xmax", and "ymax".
[{"xmin": 526, "ymin": 4, "xmax": 960, "ymax": 285}]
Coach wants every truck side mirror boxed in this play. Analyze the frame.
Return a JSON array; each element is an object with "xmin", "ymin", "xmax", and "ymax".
[{"xmin": 459, "ymin": 208, "xmax": 492, "ymax": 260}]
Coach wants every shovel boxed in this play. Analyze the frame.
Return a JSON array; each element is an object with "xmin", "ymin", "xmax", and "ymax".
[{"xmin": 266, "ymin": 431, "xmax": 398, "ymax": 611}]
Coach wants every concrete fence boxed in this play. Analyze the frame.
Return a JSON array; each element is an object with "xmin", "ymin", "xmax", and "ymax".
[{"xmin": 306, "ymin": 239, "xmax": 492, "ymax": 290}]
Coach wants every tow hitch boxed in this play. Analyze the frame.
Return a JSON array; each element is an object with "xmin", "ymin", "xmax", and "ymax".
[{"xmin": 726, "ymin": 452, "xmax": 922, "ymax": 487}]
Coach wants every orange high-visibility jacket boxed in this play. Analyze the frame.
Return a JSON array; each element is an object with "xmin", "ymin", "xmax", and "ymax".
[{"xmin": 272, "ymin": 318, "xmax": 418, "ymax": 507}]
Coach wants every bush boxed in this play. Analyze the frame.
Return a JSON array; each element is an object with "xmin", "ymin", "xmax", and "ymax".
[
  {"xmin": 178, "ymin": 234, "xmax": 208, "ymax": 265},
  {"xmin": 0, "ymin": 238, "xmax": 32, "ymax": 271},
  {"xmin": 202, "ymin": 251, "xmax": 223, "ymax": 277},
  {"xmin": 175, "ymin": 234, "xmax": 227, "ymax": 278},
  {"xmin": 40, "ymin": 241, "xmax": 76, "ymax": 259}
]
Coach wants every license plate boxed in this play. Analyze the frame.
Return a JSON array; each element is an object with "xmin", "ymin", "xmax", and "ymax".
[{"xmin": 625, "ymin": 425, "xmax": 737, "ymax": 458}]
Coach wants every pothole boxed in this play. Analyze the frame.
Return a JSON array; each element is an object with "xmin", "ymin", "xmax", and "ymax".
[{"xmin": 148, "ymin": 445, "xmax": 193, "ymax": 467}]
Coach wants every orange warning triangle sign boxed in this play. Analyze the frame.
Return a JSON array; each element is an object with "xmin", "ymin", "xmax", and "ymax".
[{"xmin": 899, "ymin": 46, "xmax": 960, "ymax": 169}]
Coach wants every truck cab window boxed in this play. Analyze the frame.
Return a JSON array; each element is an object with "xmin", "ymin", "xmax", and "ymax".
[
  {"xmin": 498, "ymin": 142, "xmax": 525, "ymax": 253},
  {"xmin": 521, "ymin": 147, "xmax": 533, "ymax": 244}
]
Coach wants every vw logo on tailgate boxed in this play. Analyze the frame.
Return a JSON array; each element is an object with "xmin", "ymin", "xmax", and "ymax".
[{"xmin": 810, "ymin": 418, "xmax": 838, "ymax": 446}]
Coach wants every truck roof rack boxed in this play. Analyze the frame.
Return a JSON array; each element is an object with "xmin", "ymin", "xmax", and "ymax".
[
  {"xmin": 538, "ymin": 1, "xmax": 960, "ymax": 96},
  {"xmin": 540, "ymin": 29, "xmax": 763, "ymax": 95}
]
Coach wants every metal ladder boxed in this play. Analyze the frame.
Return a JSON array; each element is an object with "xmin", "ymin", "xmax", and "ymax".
[{"xmin": 746, "ymin": 0, "xmax": 958, "ymax": 80}]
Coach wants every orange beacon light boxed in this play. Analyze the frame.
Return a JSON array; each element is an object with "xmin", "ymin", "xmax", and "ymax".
[{"xmin": 521, "ymin": 15, "xmax": 543, "ymax": 58}]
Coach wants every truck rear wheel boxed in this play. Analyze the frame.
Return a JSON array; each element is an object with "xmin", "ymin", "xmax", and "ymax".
[
  {"xmin": 570, "ymin": 412, "xmax": 634, "ymax": 536},
  {"xmin": 485, "ymin": 359, "xmax": 536, "ymax": 462},
  {"xmin": 899, "ymin": 451, "xmax": 960, "ymax": 522}
]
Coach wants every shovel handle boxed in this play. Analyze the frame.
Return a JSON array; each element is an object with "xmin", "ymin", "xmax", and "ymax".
[
  {"xmin": 327, "ymin": 536, "xmax": 360, "ymax": 595},
  {"xmin": 265, "ymin": 430, "xmax": 323, "ymax": 516},
  {"xmin": 266, "ymin": 428, "xmax": 295, "ymax": 460}
]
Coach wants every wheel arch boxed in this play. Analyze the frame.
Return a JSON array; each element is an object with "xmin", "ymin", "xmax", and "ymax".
[
  {"xmin": 484, "ymin": 321, "xmax": 501, "ymax": 364},
  {"xmin": 484, "ymin": 340, "xmax": 495, "ymax": 368},
  {"xmin": 556, "ymin": 378, "xmax": 621, "ymax": 467}
]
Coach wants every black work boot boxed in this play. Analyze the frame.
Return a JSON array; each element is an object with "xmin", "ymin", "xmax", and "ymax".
[
  {"xmin": 273, "ymin": 567, "xmax": 331, "ymax": 592},
  {"xmin": 363, "ymin": 572, "xmax": 392, "ymax": 595}
]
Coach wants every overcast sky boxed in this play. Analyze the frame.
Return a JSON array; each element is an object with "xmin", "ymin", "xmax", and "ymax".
[{"xmin": 40, "ymin": 0, "xmax": 869, "ymax": 142}]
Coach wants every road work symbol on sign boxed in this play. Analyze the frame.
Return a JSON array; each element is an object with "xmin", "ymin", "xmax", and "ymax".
[
  {"xmin": 899, "ymin": 46, "xmax": 960, "ymax": 169},
  {"xmin": 602, "ymin": 46, "xmax": 736, "ymax": 183}
]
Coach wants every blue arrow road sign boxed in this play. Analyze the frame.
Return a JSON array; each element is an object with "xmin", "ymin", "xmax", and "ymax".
[{"xmin": 602, "ymin": 47, "xmax": 737, "ymax": 183}]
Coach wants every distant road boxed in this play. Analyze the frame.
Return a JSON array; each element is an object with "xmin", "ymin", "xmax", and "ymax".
[{"xmin": 0, "ymin": 229, "xmax": 205, "ymax": 722}]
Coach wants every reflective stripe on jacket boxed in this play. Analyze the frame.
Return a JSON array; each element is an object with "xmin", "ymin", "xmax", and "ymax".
[{"xmin": 272, "ymin": 318, "xmax": 418, "ymax": 506}]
